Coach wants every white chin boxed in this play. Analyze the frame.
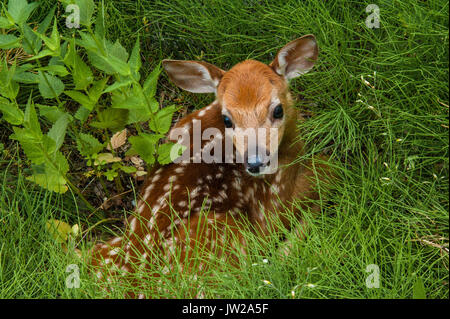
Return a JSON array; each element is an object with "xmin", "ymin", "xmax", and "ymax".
[{"xmin": 246, "ymin": 166, "xmax": 278, "ymax": 176}]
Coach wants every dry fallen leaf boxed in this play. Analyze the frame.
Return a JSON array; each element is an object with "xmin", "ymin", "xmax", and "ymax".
[
  {"xmin": 130, "ymin": 156, "xmax": 144, "ymax": 168},
  {"xmin": 107, "ymin": 129, "xmax": 127, "ymax": 150},
  {"xmin": 94, "ymin": 153, "xmax": 122, "ymax": 165},
  {"xmin": 135, "ymin": 170, "xmax": 147, "ymax": 177}
]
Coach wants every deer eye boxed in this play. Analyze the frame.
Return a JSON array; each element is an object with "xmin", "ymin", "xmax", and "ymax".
[
  {"xmin": 273, "ymin": 104, "xmax": 283, "ymax": 119},
  {"xmin": 223, "ymin": 115, "xmax": 233, "ymax": 128}
]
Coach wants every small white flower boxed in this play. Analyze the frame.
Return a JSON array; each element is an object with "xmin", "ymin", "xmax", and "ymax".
[{"xmin": 262, "ymin": 259, "xmax": 269, "ymax": 264}]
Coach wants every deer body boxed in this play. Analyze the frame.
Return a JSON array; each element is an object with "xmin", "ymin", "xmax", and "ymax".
[{"xmin": 91, "ymin": 35, "xmax": 323, "ymax": 297}]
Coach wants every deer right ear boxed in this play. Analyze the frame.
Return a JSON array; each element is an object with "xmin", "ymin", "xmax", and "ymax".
[
  {"xmin": 162, "ymin": 60, "xmax": 225, "ymax": 94},
  {"xmin": 270, "ymin": 35, "xmax": 318, "ymax": 81}
]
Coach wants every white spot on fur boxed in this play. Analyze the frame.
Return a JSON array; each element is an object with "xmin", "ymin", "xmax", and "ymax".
[
  {"xmin": 175, "ymin": 167, "xmax": 184, "ymax": 174},
  {"xmin": 108, "ymin": 247, "xmax": 120, "ymax": 256},
  {"xmin": 219, "ymin": 190, "xmax": 227, "ymax": 199}
]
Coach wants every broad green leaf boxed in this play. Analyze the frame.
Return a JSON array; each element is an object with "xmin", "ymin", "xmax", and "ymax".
[
  {"xmin": 37, "ymin": 65, "xmax": 69, "ymax": 77},
  {"xmin": 36, "ymin": 5, "xmax": 56, "ymax": 34},
  {"xmin": 143, "ymin": 64, "xmax": 161, "ymax": 99},
  {"xmin": 37, "ymin": 104, "xmax": 70, "ymax": 123},
  {"xmin": 149, "ymin": 105, "xmax": 177, "ymax": 134},
  {"xmin": 76, "ymin": 31, "xmax": 101, "ymax": 52},
  {"xmin": 86, "ymin": 38, "xmax": 130, "ymax": 75},
  {"xmin": 32, "ymin": 19, "xmax": 60, "ymax": 53},
  {"xmin": 88, "ymin": 77, "xmax": 108, "ymax": 102},
  {"xmin": 0, "ymin": 34, "xmax": 21, "ymax": 49},
  {"xmin": 64, "ymin": 90, "xmax": 94, "ymax": 110},
  {"xmin": 76, "ymin": 0, "xmax": 95, "ymax": 27},
  {"xmin": 74, "ymin": 56, "xmax": 94, "ymax": 90},
  {"xmin": 48, "ymin": 113, "xmax": 71, "ymax": 152},
  {"xmin": 22, "ymin": 23, "xmax": 40, "ymax": 54},
  {"xmin": 126, "ymin": 104, "xmax": 158, "ymax": 124},
  {"xmin": 64, "ymin": 38, "xmax": 93, "ymax": 90},
  {"xmin": 127, "ymin": 133, "xmax": 163, "ymax": 164},
  {"xmin": 129, "ymin": 36, "xmax": 141, "ymax": 80},
  {"xmin": 23, "ymin": 97, "xmax": 42, "ymax": 137},
  {"xmin": 413, "ymin": 277, "xmax": 426, "ymax": 299},
  {"xmin": 11, "ymin": 128, "xmax": 56, "ymax": 165},
  {"xmin": 103, "ymin": 79, "xmax": 133, "ymax": 93},
  {"xmin": 38, "ymin": 72, "xmax": 64, "ymax": 99},
  {"xmin": 74, "ymin": 106, "xmax": 91, "ymax": 123},
  {"xmin": 63, "ymin": 38, "xmax": 76, "ymax": 65},
  {"xmin": 0, "ymin": 60, "xmax": 19, "ymax": 100},
  {"xmin": 0, "ymin": 17, "xmax": 13, "ymax": 28},
  {"xmin": 157, "ymin": 142, "xmax": 179, "ymax": 165},
  {"xmin": 111, "ymin": 86, "xmax": 145, "ymax": 110},
  {"xmin": 27, "ymin": 151, "xmax": 69, "ymax": 193},
  {"xmin": 8, "ymin": 0, "xmax": 38, "ymax": 26},
  {"xmin": 90, "ymin": 108, "xmax": 128, "ymax": 131},
  {"xmin": 110, "ymin": 40, "xmax": 129, "ymax": 62},
  {"xmin": 26, "ymin": 49, "xmax": 54, "ymax": 61},
  {"xmin": 0, "ymin": 97, "xmax": 24, "ymax": 125},
  {"xmin": 28, "ymin": 171, "xmax": 68, "ymax": 193},
  {"xmin": 95, "ymin": 0, "xmax": 105, "ymax": 39},
  {"xmin": 76, "ymin": 133, "xmax": 104, "ymax": 156},
  {"xmin": 50, "ymin": 19, "xmax": 60, "ymax": 50},
  {"xmin": 13, "ymin": 70, "xmax": 40, "ymax": 84},
  {"xmin": 88, "ymin": 51, "xmax": 131, "ymax": 76}
]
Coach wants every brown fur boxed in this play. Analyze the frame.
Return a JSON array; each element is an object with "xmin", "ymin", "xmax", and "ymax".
[{"xmin": 90, "ymin": 35, "xmax": 330, "ymax": 298}]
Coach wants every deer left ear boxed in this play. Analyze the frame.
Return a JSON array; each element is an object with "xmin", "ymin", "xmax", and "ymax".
[
  {"xmin": 162, "ymin": 60, "xmax": 225, "ymax": 94},
  {"xmin": 270, "ymin": 34, "xmax": 318, "ymax": 81}
]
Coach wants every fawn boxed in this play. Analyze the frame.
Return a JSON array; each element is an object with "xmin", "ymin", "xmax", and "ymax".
[{"xmin": 91, "ymin": 34, "xmax": 328, "ymax": 297}]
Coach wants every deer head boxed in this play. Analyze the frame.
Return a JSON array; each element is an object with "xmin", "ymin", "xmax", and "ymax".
[{"xmin": 162, "ymin": 35, "xmax": 318, "ymax": 176}]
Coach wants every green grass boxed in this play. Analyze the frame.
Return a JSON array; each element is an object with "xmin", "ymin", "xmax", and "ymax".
[{"xmin": 0, "ymin": 0, "xmax": 448, "ymax": 298}]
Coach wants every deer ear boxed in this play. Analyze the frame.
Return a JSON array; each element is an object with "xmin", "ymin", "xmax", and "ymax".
[
  {"xmin": 162, "ymin": 60, "xmax": 225, "ymax": 94},
  {"xmin": 270, "ymin": 34, "xmax": 318, "ymax": 81}
]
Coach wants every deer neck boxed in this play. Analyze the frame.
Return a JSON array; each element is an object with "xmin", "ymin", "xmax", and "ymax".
[{"xmin": 277, "ymin": 104, "xmax": 304, "ymax": 167}]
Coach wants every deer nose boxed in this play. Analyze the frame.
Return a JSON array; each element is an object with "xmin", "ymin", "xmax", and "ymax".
[{"xmin": 246, "ymin": 155, "xmax": 264, "ymax": 174}]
